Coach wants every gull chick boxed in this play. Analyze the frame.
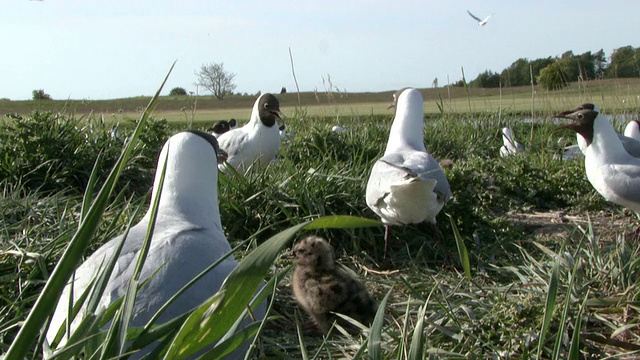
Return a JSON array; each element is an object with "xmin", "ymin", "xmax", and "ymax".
[
  {"xmin": 557, "ymin": 106, "xmax": 640, "ymax": 214},
  {"xmin": 46, "ymin": 130, "xmax": 263, "ymax": 359},
  {"xmin": 217, "ymin": 93, "xmax": 284, "ymax": 173},
  {"xmin": 366, "ymin": 88, "xmax": 451, "ymax": 255},
  {"xmin": 291, "ymin": 236, "xmax": 377, "ymax": 335},
  {"xmin": 499, "ymin": 127, "xmax": 524, "ymax": 157}
]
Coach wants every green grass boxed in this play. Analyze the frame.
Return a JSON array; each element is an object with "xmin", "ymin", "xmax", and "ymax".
[{"xmin": 2, "ymin": 78, "xmax": 640, "ymax": 358}]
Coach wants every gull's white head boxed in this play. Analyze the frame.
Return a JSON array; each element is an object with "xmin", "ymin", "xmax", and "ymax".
[
  {"xmin": 151, "ymin": 130, "xmax": 224, "ymax": 225},
  {"xmin": 386, "ymin": 88, "xmax": 426, "ymax": 152}
]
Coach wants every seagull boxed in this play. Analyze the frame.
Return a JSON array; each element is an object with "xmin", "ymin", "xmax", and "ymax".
[
  {"xmin": 332, "ymin": 125, "xmax": 348, "ymax": 132},
  {"xmin": 46, "ymin": 130, "xmax": 262, "ymax": 358},
  {"xmin": 567, "ymin": 103, "xmax": 640, "ymax": 158},
  {"xmin": 207, "ymin": 119, "xmax": 232, "ymax": 138},
  {"xmin": 291, "ymin": 235, "xmax": 377, "ymax": 335},
  {"xmin": 499, "ymin": 127, "xmax": 524, "ymax": 157},
  {"xmin": 217, "ymin": 93, "xmax": 284, "ymax": 173},
  {"xmin": 365, "ymin": 88, "xmax": 451, "ymax": 256},
  {"xmin": 557, "ymin": 106, "xmax": 640, "ymax": 214},
  {"xmin": 624, "ymin": 118, "xmax": 640, "ymax": 142},
  {"xmin": 467, "ymin": 10, "xmax": 494, "ymax": 26}
]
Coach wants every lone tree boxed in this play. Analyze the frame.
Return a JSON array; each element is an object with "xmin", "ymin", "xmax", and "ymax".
[
  {"xmin": 169, "ymin": 87, "xmax": 187, "ymax": 96},
  {"xmin": 195, "ymin": 62, "xmax": 237, "ymax": 99},
  {"xmin": 32, "ymin": 89, "xmax": 51, "ymax": 100}
]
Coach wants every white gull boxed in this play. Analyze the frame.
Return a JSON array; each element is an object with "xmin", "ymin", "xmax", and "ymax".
[
  {"xmin": 557, "ymin": 105, "xmax": 640, "ymax": 214},
  {"xmin": 499, "ymin": 127, "xmax": 524, "ymax": 157},
  {"xmin": 46, "ymin": 130, "xmax": 263, "ymax": 359},
  {"xmin": 217, "ymin": 93, "xmax": 284, "ymax": 173},
  {"xmin": 365, "ymin": 88, "xmax": 451, "ymax": 255},
  {"xmin": 467, "ymin": 10, "xmax": 494, "ymax": 26}
]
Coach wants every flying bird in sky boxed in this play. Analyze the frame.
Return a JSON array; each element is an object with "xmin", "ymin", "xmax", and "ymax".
[{"xmin": 467, "ymin": 10, "xmax": 494, "ymax": 26}]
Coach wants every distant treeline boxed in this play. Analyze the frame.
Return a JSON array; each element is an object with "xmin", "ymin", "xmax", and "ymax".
[{"xmin": 452, "ymin": 45, "xmax": 640, "ymax": 90}]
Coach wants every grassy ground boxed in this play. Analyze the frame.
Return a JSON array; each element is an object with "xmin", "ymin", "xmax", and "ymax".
[{"xmin": 1, "ymin": 81, "xmax": 640, "ymax": 358}]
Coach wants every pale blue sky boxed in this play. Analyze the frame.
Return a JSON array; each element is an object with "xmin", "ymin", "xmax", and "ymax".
[{"xmin": 2, "ymin": 0, "xmax": 638, "ymax": 100}]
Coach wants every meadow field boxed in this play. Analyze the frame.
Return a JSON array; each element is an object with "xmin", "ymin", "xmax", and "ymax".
[
  {"xmin": 3, "ymin": 77, "xmax": 640, "ymax": 122},
  {"xmin": 1, "ymin": 76, "xmax": 640, "ymax": 359}
]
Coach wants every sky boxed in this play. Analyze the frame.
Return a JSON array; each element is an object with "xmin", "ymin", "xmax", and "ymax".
[{"xmin": 1, "ymin": 0, "xmax": 639, "ymax": 100}]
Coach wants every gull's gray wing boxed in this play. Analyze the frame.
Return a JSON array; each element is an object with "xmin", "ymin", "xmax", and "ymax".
[
  {"xmin": 619, "ymin": 134, "xmax": 640, "ymax": 158},
  {"xmin": 602, "ymin": 163, "xmax": 640, "ymax": 204},
  {"xmin": 217, "ymin": 128, "xmax": 249, "ymax": 158}
]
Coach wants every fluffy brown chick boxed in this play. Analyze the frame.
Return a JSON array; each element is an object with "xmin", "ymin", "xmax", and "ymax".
[{"xmin": 291, "ymin": 235, "xmax": 378, "ymax": 334}]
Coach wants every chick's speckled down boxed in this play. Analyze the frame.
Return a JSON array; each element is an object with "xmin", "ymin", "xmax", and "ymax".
[{"xmin": 291, "ymin": 236, "xmax": 377, "ymax": 334}]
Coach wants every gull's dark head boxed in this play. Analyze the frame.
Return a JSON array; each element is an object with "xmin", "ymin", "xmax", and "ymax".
[
  {"xmin": 555, "ymin": 103, "xmax": 598, "ymax": 118},
  {"xmin": 258, "ymin": 94, "xmax": 284, "ymax": 127},
  {"xmin": 555, "ymin": 108, "xmax": 599, "ymax": 146},
  {"xmin": 207, "ymin": 120, "xmax": 231, "ymax": 136}
]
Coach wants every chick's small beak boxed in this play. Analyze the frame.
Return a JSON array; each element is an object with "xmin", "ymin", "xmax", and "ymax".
[{"xmin": 387, "ymin": 103, "xmax": 396, "ymax": 110}]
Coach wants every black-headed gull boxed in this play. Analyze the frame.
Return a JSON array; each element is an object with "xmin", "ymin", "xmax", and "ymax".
[
  {"xmin": 365, "ymin": 88, "xmax": 451, "ymax": 255},
  {"xmin": 46, "ymin": 130, "xmax": 263, "ymax": 358},
  {"xmin": 568, "ymin": 104, "xmax": 640, "ymax": 158},
  {"xmin": 217, "ymin": 93, "xmax": 284, "ymax": 173},
  {"xmin": 207, "ymin": 119, "xmax": 232, "ymax": 138},
  {"xmin": 291, "ymin": 235, "xmax": 377, "ymax": 334},
  {"xmin": 499, "ymin": 127, "xmax": 524, "ymax": 157},
  {"xmin": 467, "ymin": 10, "xmax": 494, "ymax": 26},
  {"xmin": 557, "ymin": 106, "xmax": 640, "ymax": 214}
]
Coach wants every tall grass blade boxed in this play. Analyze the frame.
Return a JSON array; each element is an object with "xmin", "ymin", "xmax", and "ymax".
[
  {"xmin": 408, "ymin": 301, "xmax": 428, "ymax": 360},
  {"xmin": 447, "ymin": 214, "xmax": 471, "ymax": 279},
  {"xmin": 304, "ymin": 215, "xmax": 380, "ymax": 229},
  {"xmin": 164, "ymin": 221, "xmax": 310, "ymax": 358},
  {"xmin": 368, "ymin": 288, "xmax": 392, "ymax": 360},
  {"xmin": 536, "ymin": 256, "xmax": 560, "ymax": 359},
  {"xmin": 80, "ymin": 153, "xmax": 102, "ymax": 222},
  {"xmin": 568, "ymin": 292, "xmax": 588, "ymax": 360}
]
